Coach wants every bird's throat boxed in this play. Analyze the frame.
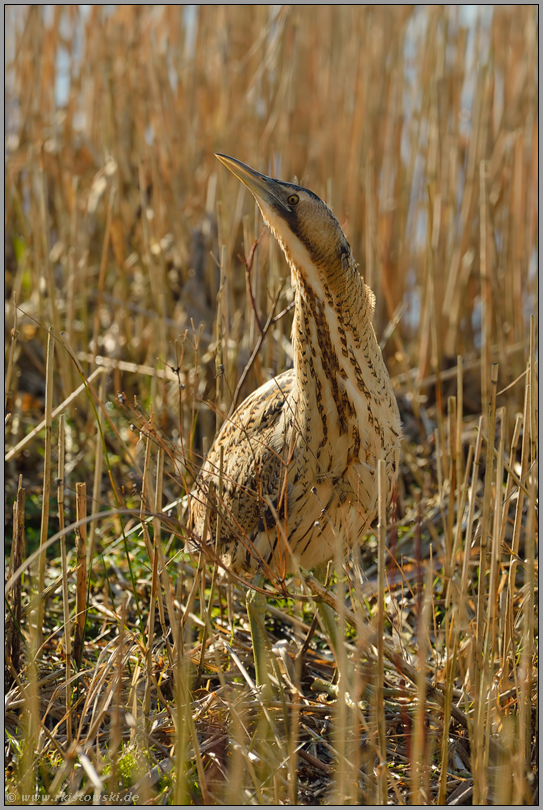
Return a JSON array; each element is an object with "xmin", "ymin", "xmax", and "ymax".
[{"xmin": 290, "ymin": 266, "xmax": 400, "ymax": 482}]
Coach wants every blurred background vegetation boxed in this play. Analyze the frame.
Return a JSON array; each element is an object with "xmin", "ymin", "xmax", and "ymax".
[
  {"xmin": 6, "ymin": 6, "xmax": 537, "ymax": 475},
  {"xmin": 4, "ymin": 5, "xmax": 538, "ymax": 805}
]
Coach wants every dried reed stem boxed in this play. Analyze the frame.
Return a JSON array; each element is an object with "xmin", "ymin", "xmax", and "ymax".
[
  {"xmin": 73, "ymin": 482, "xmax": 88, "ymax": 665},
  {"xmin": 5, "ymin": 293, "xmax": 18, "ymax": 410},
  {"xmin": 411, "ymin": 564, "xmax": 433, "ymax": 805},
  {"xmin": 473, "ymin": 361, "xmax": 499, "ymax": 804},
  {"xmin": 376, "ymin": 458, "xmax": 387, "ymax": 805},
  {"xmin": 87, "ymin": 370, "xmax": 105, "ymax": 564},
  {"xmin": 35, "ymin": 326, "xmax": 55, "ymax": 654},
  {"xmin": 6, "ymin": 476, "xmax": 25, "ymax": 674},
  {"xmin": 57, "ymin": 413, "xmax": 72, "ymax": 743}
]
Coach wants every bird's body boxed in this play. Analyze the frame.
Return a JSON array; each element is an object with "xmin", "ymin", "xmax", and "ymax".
[{"xmin": 188, "ymin": 156, "xmax": 401, "ymax": 580}]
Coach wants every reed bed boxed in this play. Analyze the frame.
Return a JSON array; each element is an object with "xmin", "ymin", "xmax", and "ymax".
[{"xmin": 5, "ymin": 5, "xmax": 538, "ymax": 806}]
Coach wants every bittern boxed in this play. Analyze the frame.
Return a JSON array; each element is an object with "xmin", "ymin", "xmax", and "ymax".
[{"xmin": 188, "ymin": 154, "xmax": 401, "ymax": 684}]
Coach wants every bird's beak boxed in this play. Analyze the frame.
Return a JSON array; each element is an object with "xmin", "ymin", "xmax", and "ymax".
[{"xmin": 215, "ymin": 153, "xmax": 291, "ymax": 212}]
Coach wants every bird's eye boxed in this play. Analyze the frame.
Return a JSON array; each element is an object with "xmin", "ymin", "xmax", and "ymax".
[{"xmin": 287, "ymin": 194, "xmax": 299, "ymax": 206}]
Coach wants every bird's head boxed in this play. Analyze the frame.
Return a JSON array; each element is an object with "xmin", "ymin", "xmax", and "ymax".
[{"xmin": 215, "ymin": 154, "xmax": 355, "ymax": 296}]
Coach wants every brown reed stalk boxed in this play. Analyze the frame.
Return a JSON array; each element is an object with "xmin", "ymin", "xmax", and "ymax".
[
  {"xmin": 450, "ymin": 443, "xmax": 474, "ymax": 598},
  {"xmin": 87, "ymin": 369, "xmax": 105, "ymax": 565},
  {"xmin": 411, "ymin": 563, "xmax": 433, "ymax": 805},
  {"xmin": 472, "ymin": 363, "xmax": 499, "ymax": 803},
  {"xmin": 445, "ymin": 395, "xmax": 457, "ymax": 581},
  {"xmin": 173, "ymin": 625, "xmax": 193, "ymax": 805},
  {"xmin": 91, "ymin": 183, "xmax": 116, "ymax": 363},
  {"xmin": 499, "ymin": 412, "xmax": 523, "ymax": 551},
  {"xmin": 516, "ymin": 322, "xmax": 538, "ymax": 800},
  {"xmin": 57, "ymin": 413, "xmax": 72, "ymax": 744},
  {"xmin": 152, "ymin": 444, "xmax": 177, "ymax": 655},
  {"xmin": 144, "ymin": 442, "xmax": 167, "ymax": 723},
  {"xmin": 215, "ymin": 243, "xmax": 227, "ymax": 427},
  {"xmin": 528, "ymin": 315, "xmax": 538, "ymax": 464},
  {"xmin": 479, "ymin": 161, "xmax": 492, "ymax": 408},
  {"xmin": 144, "ymin": 514, "xmax": 159, "ymax": 731},
  {"xmin": 6, "ymin": 476, "xmax": 25, "ymax": 675},
  {"xmin": 460, "ymin": 417, "xmax": 484, "ymax": 627},
  {"xmin": 481, "ymin": 407, "xmax": 505, "ymax": 776},
  {"xmin": 456, "ymin": 355, "xmax": 464, "ymax": 484},
  {"xmin": 5, "ymin": 293, "xmax": 18, "ymax": 411},
  {"xmin": 108, "ymin": 598, "xmax": 128, "ymax": 794},
  {"xmin": 194, "ymin": 446, "xmax": 223, "ymax": 689},
  {"xmin": 437, "ymin": 609, "xmax": 458, "ymax": 806},
  {"xmin": 476, "ymin": 363, "xmax": 499, "ymax": 656},
  {"xmin": 35, "ymin": 327, "xmax": 55, "ymax": 655},
  {"xmin": 376, "ymin": 458, "xmax": 387, "ymax": 805},
  {"xmin": 73, "ymin": 482, "xmax": 88, "ymax": 665}
]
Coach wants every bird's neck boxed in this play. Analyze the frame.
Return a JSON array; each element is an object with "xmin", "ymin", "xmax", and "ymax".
[
  {"xmin": 291, "ymin": 263, "xmax": 377, "ymax": 391},
  {"xmin": 289, "ymin": 258, "xmax": 400, "ymax": 469}
]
